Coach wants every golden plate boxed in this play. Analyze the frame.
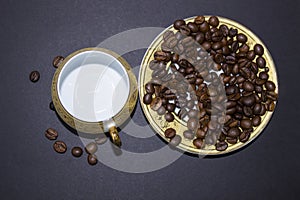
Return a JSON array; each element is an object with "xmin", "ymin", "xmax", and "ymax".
[{"xmin": 139, "ymin": 16, "xmax": 278, "ymax": 155}]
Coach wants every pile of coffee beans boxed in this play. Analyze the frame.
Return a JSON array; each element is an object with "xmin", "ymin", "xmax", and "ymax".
[{"xmin": 143, "ymin": 16, "xmax": 278, "ymax": 151}]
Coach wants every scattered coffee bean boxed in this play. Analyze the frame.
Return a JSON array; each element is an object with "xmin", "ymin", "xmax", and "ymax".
[
  {"xmin": 193, "ymin": 138, "xmax": 204, "ymax": 149},
  {"xmin": 71, "ymin": 147, "xmax": 83, "ymax": 157},
  {"xmin": 164, "ymin": 128, "xmax": 176, "ymax": 138},
  {"xmin": 216, "ymin": 141, "xmax": 228, "ymax": 151},
  {"xmin": 87, "ymin": 154, "xmax": 98, "ymax": 165},
  {"xmin": 254, "ymin": 44, "xmax": 264, "ymax": 56},
  {"xmin": 265, "ymin": 81, "xmax": 276, "ymax": 91},
  {"xmin": 85, "ymin": 142, "xmax": 98, "ymax": 154},
  {"xmin": 165, "ymin": 112, "xmax": 175, "ymax": 122},
  {"xmin": 29, "ymin": 71, "xmax": 40, "ymax": 82},
  {"xmin": 169, "ymin": 135, "xmax": 182, "ymax": 146},
  {"xmin": 53, "ymin": 141, "xmax": 67, "ymax": 154},
  {"xmin": 45, "ymin": 128, "xmax": 58, "ymax": 140},
  {"xmin": 52, "ymin": 56, "xmax": 64, "ymax": 68}
]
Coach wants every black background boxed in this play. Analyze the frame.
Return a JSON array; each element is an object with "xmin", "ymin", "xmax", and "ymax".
[{"xmin": 0, "ymin": 0, "xmax": 299, "ymax": 199}]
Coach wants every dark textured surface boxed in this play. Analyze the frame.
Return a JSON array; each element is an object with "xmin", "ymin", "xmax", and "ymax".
[{"xmin": 0, "ymin": 0, "xmax": 299, "ymax": 199}]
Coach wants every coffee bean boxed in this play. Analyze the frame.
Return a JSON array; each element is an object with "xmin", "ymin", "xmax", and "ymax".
[
  {"xmin": 229, "ymin": 28, "xmax": 238, "ymax": 37},
  {"xmin": 194, "ymin": 16, "xmax": 205, "ymax": 24},
  {"xmin": 179, "ymin": 25, "xmax": 191, "ymax": 36},
  {"xmin": 166, "ymin": 103, "xmax": 176, "ymax": 112},
  {"xmin": 265, "ymin": 81, "xmax": 276, "ymax": 91},
  {"xmin": 237, "ymin": 33, "xmax": 247, "ymax": 43},
  {"xmin": 240, "ymin": 119, "xmax": 253, "ymax": 129},
  {"xmin": 174, "ymin": 19, "xmax": 186, "ymax": 30},
  {"xmin": 49, "ymin": 101, "xmax": 55, "ymax": 111},
  {"xmin": 227, "ymin": 137, "xmax": 238, "ymax": 144},
  {"xmin": 252, "ymin": 116, "xmax": 261, "ymax": 127},
  {"xmin": 45, "ymin": 128, "xmax": 58, "ymax": 140},
  {"xmin": 208, "ymin": 16, "xmax": 219, "ymax": 27},
  {"xmin": 254, "ymin": 44, "xmax": 264, "ymax": 56},
  {"xmin": 95, "ymin": 134, "xmax": 108, "ymax": 145},
  {"xmin": 143, "ymin": 93, "xmax": 152, "ymax": 105},
  {"xmin": 71, "ymin": 147, "xmax": 83, "ymax": 157},
  {"xmin": 199, "ymin": 21, "xmax": 210, "ymax": 33},
  {"xmin": 169, "ymin": 135, "xmax": 182, "ymax": 146},
  {"xmin": 187, "ymin": 118, "xmax": 198, "ymax": 131},
  {"xmin": 243, "ymin": 81, "xmax": 254, "ymax": 92},
  {"xmin": 256, "ymin": 57, "xmax": 266, "ymax": 68},
  {"xmin": 239, "ymin": 43, "xmax": 249, "ymax": 53},
  {"xmin": 259, "ymin": 71, "xmax": 269, "ymax": 80},
  {"xmin": 241, "ymin": 95, "xmax": 256, "ymax": 107},
  {"xmin": 157, "ymin": 106, "xmax": 166, "ymax": 115},
  {"xmin": 243, "ymin": 106, "xmax": 253, "ymax": 117},
  {"xmin": 228, "ymin": 127, "xmax": 241, "ymax": 138},
  {"xmin": 87, "ymin": 154, "xmax": 97, "ymax": 165},
  {"xmin": 253, "ymin": 103, "xmax": 263, "ymax": 115},
  {"xmin": 267, "ymin": 101, "xmax": 275, "ymax": 111},
  {"xmin": 150, "ymin": 97, "xmax": 162, "ymax": 111},
  {"xmin": 247, "ymin": 50, "xmax": 256, "ymax": 60},
  {"xmin": 145, "ymin": 83, "xmax": 155, "ymax": 94},
  {"xmin": 165, "ymin": 112, "xmax": 174, "ymax": 122},
  {"xmin": 187, "ymin": 22, "xmax": 199, "ymax": 33},
  {"xmin": 214, "ymin": 53, "xmax": 224, "ymax": 64},
  {"xmin": 216, "ymin": 141, "xmax": 228, "ymax": 151},
  {"xmin": 196, "ymin": 128, "xmax": 206, "ymax": 139},
  {"xmin": 85, "ymin": 142, "xmax": 98, "ymax": 154},
  {"xmin": 231, "ymin": 41, "xmax": 239, "ymax": 52},
  {"xmin": 211, "ymin": 31, "xmax": 223, "ymax": 42},
  {"xmin": 52, "ymin": 56, "xmax": 64, "ymax": 68},
  {"xmin": 154, "ymin": 51, "xmax": 170, "ymax": 62},
  {"xmin": 53, "ymin": 141, "xmax": 67, "ymax": 154},
  {"xmin": 29, "ymin": 71, "xmax": 40, "ymax": 82},
  {"xmin": 183, "ymin": 130, "xmax": 195, "ymax": 139},
  {"xmin": 164, "ymin": 128, "xmax": 176, "ymax": 138},
  {"xmin": 212, "ymin": 42, "xmax": 222, "ymax": 50},
  {"xmin": 193, "ymin": 138, "xmax": 204, "ymax": 149},
  {"xmin": 239, "ymin": 130, "xmax": 251, "ymax": 143},
  {"xmin": 219, "ymin": 24, "xmax": 229, "ymax": 36}
]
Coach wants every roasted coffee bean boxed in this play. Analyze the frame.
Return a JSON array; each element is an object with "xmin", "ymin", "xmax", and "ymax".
[
  {"xmin": 228, "ymin": 127, "xmax": 241, "ymax": 138},
  {"xmin": 87, "ymin": 154, "xmax": 97, "ymax": 165},
  {"xmin": 240, "ymin": 119, "xmax": 253, "ymax": 129},
  {"xmin": 226, "ymin": 101, "xmax": 237, "ymax": 109},
  {"xmin": 145, "ymin": 82, "xmax": 155, "ymax": 94},
  {"xmin": 174, "ymin": 19, "xmax": 186, "ymax": 30},
  {"xmin": 52, "ymin": 56, "xmax": 64, "ymax": 68},
  {"xmin": 212, "ymin": 42, "xmax": 223, "ymax": 50},
  {"xmin": 222, "ymin": 46, "xmax": 231, "ymax": 55},
  {"xmin": 163, "ymin": 30, "xmax": 174, "ymax": 41},
  {"xmin": 227, "ymin": 137, "xmax": 238, "ymax": 144},
  {"xmin": 241, "ymin": 95, "xmax": 256, "ymax": 107},
  {"xmin": 219, "ymin": 24, "xmax": 229, "ymax": 36},
  {"xmin": 165, "ymin": 112, "xmax": 174, "ymax": 122},
  {"xmin": 252, "ymin": 116, "xmax": 261, "ymax": 127},
  {"xmin": 226, "ymin": 85, "xmax": 238, "ymax": 95},
  {"xmin": 193, "ymin": 138, "xmax": 204, "ymax": 149},
  {"xmin": 256, "ymin": 57, "xmax": 266, "ymax": 68},
  {"xmin": 229, "ymin": 28, "xmax": 238, "ymax": 37},
  {"xmin": 237, "ymin": 33, "xmax": 247, "ymax": 43},
  {"xmin": 150, "ymin": 97, "xmax": 162, "ymax": 111},
  {"xmin": 243, "ymin": 81, "xmax": 255, "ymax": 92},
  {"xmin": 239, "ymin": 43, "xmax": 250, "ymax": 53},
  {"xmin": 211, "ymin": 31, "xmax": 223, "ymax": 42},
  {"xmin": 187, "ymin": 118, "xmax": 198, "ymax": 131},
  {"xmin": 253, "ymin": 103, "xmax": 262, "ymax": 115},
  {"xmin": 214, "ymin": 53, "xmax": 224, "ymax": 64},
  {"xmin": 258, "ymin": 71, "xmax": 269, "ymax": 80},
  {"xmin": 254, "ymin": 44, "xmax": 264, "ymax": 56},
  {"xmin": 265, "ymin": 81, "xmax": 276, "ymax": 91},
  {"xmin": 239, "ymin": 130, "xmax": 251, "ymax": 143},
  {"xmin": 157, "ymin": 106, "xmax": 166, "ymax": 115},
  {"xmin": 247, "ymin": 50, "xmax": 256, "ymax": 60},
  {"xmin": 179, "ymin": 25, "xmax": 191, "ymax": 36},
  {"xmin": 225, "ymin": 55, "xmax": 236, "ymax": 64},
  {"xmin": 202, "ymin": 41, "xmax": 211, "ymax": 50},
  {"xmin": 166, "ymin": 103, "xmax": 176, "ymax": 112},
  {"xmin": 169, "ymin": 135, "xmax": 182, "ymax": 146},
  {"xmin": 53, "ymin": 141, "xmax": 67, "ymax": 154},
  {"xmin": 255, "ymin": 85, "xmax": 263, "ymax": 93},
  {"xmin": 194, "ymin": 16, "xmax": 205, "ymax": 24},
  {"xmin": 231, "ymin": 41, "xmax": 239, "ymax": 52},
  {"xmin": 71, "ymin": 147, "xmax": 83, "ymax": 157},
  {"xmin": 267, "ymin": 102, "xmax": 275, "ymax": 111},
  {"xmin": 143, "ymin": 93, "xmax": 152, "ymax": 105},
  {"xmin": 149, "ymin": 60, "xmax": 159, "ymax": 70},
  {"xmin": 85, "ymin": 142, "xmax": 98, "ymax": 154},
  {"xmin": 195, "ymin": 32, "xmax": 205, "ymax": 44},
  {"xmin": 29, "ymin": 71, "xmax": 40, "ymax": 82},
  {"xmin": 187, "ymin": 22, "xmax": 199, "ymax": 33},
  {"xmin": 49, "ymin": 101, "xmax": 55, "ymax": 111},
  {"xmin": 45, "ymin": 128, "xmax": 58, "ymax": 140},
  {"xmin": 215, "ymin": 141, "xmax": 228, "ymax": 151},
  {"xmin": 243, "ymin": 106, "xmax": 253, "ymax": 117},
  {"xmin": 188, "ymin": 109, "xmax": 200, "ymax": 118},
  {"xmin": 164, "ymin": 128, "xmax": 176, "ymax": 138},
  {"xmin": 199, "ymin": 21, "xmax": 210, "ymax": 33},
  {"xmin": 208, "ymin": 16, "xmax": 219, "ymax": 27},
  {"xmin": 95, "ymin": 134, "xmax": 108, "ymax": 145},
  {"xmin": 196, "ymin": 128, "xmax": 206, "ymax": 139},
  {"xmin": 154, "ymin": 51, "xmax": 170, "ymax": 62},
  {"xmin": 183, "ymin": 130, "xmax": 195, "ymax": 139},
  {"xmin": 260, "ymin": 104, "xmax": 267, "ymax": 115},
  {"xmin": 226, "ymin": 107, "xmax": 237, "ymax": 115}
]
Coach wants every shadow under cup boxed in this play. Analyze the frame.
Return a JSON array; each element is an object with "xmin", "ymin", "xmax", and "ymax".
[{"xmin": 52, "ymin": 48, "xmax": 138, "ymax": 146}]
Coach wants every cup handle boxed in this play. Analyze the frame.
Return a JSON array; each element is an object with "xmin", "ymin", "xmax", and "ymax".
[{"xmin": 109, "ymin": 126, "xmax": 122, "ymax": 147}]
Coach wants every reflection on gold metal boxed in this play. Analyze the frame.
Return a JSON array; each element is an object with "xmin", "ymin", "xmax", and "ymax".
[
  {"xmin": 109, "ymin": 126, "xmax": 122, "ymax": 147},
  {"xmin": 52, "ymin": 48, "xmax": 138, "ymax": 137},
  {"xmin": 139, "ymin": 16, "xmax": 279, "ymax": 155}
]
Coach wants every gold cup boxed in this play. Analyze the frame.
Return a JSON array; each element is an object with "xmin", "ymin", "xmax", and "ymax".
[{"xmin": 51, "ymin": 48, "xmax": 138, "ymax": 146}]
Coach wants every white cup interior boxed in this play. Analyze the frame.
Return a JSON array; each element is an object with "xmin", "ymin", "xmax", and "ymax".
[{"xmin": 57, "ymin": 50, "xmax": 130, "ymax": 122}]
